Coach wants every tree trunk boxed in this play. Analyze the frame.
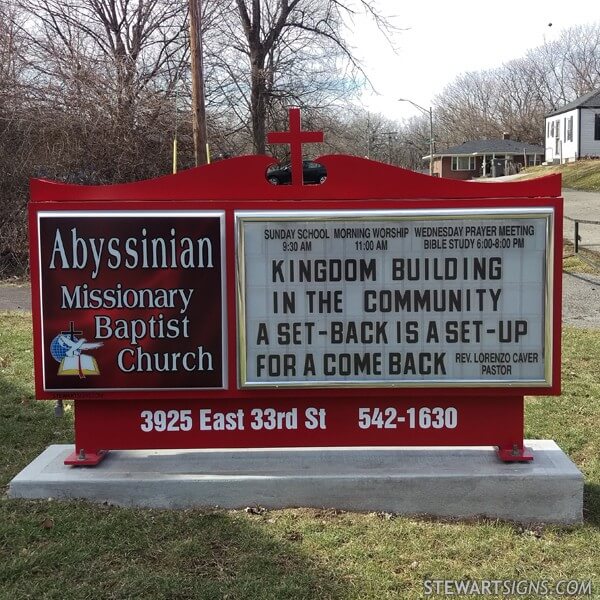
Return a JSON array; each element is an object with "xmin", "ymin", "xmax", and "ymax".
[{"xmin": 250, "ymin": 54, "xmax": 266, "ymax": 154}]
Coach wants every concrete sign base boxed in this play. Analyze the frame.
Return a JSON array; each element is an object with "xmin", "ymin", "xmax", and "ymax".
[{"xmin": 9, "ymin": 441, "xmax": 583, "ymax": 525}]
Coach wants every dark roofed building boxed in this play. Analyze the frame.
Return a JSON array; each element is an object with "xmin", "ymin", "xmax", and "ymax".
[
  {"xmin": 426, "ymin": 135, "xmax": 545, "ymax": 180},
  {"xmin": 546, "ymin": 89, "xmax": 600, "ymax": 117},
  {"xmin": 544, "ymin": 88, "xmax": 600, "ymax": 163}
]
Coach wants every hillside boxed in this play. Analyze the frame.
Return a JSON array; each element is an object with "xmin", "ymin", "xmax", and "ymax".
[{"xmin": 520, "ymin": 159, "xmax": 600, "ymax": 191}]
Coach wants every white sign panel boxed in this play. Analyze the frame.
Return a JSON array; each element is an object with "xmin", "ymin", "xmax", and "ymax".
[{"xmin": 236, "ymin": 209, "xmax": 553, "ymax": 388}]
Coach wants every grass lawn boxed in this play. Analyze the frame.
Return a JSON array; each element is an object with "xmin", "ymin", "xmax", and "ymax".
[
  {"xmin": 521, "ymin": 160, "xmax": 600, "ymax": 192},
  {"xmin": 1, "ymin": 311, "xmax": 599, "ymax": 599},
  {"xmin": 563, "ymin": 241, "xmax": 600, "ymax": 275}
]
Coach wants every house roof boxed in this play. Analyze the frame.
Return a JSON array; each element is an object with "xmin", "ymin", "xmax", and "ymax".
[
  {"xmin": 546, "ymin": 88, "xmax": 600, "ymax": 117},
  {"xmin": 432, "ymin": 139, "xmax": 545, "ymax": 157}
]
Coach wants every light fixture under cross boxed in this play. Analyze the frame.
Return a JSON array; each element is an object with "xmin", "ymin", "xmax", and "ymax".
[{"xmin": 267, "ymin": 107, "xmax": 324, "ymax": 186}]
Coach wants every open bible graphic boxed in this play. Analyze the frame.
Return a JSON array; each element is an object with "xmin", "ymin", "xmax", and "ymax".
[{"xmin": 55, "ymin": 335, "xmax": 103, "ymax": 378}]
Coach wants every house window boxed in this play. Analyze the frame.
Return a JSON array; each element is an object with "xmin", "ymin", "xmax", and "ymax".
[
  {"xmin": 595, "ymin": 114, "xmax": 600, "ymax": 141},
  {"xmin": 451, "ymin": 156, "xmax": 475, "ymax": 171},
  {"xmin": 567, "ymin": 116, "xmax": 573, "ymax": 142},
  {"xmin": 564, "ymin": 118, "xmax": 567, "ymax": 140},
  {"xmin": 555, "ymin": 119, "xmax": 560, "ymax": 138},
  {"xmin": 547, "ymin": 121, "xmax": 550, "ymax": 138},
  {"xmin": 550, "ymin": 121, "xmax": 555, "ymax": 137}
]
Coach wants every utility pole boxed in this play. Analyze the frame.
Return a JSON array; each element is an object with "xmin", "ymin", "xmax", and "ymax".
[
  {"xmin": 398, "ymin": 99, "xmax": 435, "ymax": 176},
  {"xmin": 381, "ymin": 131, "xmax": 397, "ymax": 165},
  {"xmin": 428, "ymin": 105, "xmax": 434, "ymax": 176},
  {"xmin": 366, "ymin": 113, "xmax": 371, "ymax": 159},
  {"xmin": 189, "ymin": 0, "xmax": 209, "ymax": 165}
]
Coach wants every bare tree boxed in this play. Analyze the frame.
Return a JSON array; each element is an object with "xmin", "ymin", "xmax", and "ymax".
[
  {"xmin": 19, "ymin": 0, "xmax": 191, "ymax": 180},
  {"xmin": 433, "ymin": 23, "xmax": 600, "ymax": 148},
  {"xmin": 206, "ymin": 0, "xmax": 395, "ymax": 154},
  {"xmin": 0, "ymin": 2, "xmax": 32, "ymax": 276}
]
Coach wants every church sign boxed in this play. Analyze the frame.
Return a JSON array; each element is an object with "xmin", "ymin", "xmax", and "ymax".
[{"xmin": 29, "ymin": 108, "xmax": 562, "ymax": 465}]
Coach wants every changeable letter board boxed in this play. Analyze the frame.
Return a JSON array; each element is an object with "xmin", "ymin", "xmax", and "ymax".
[{"xmin": 237, "ymin": 209, "xmax": 554, "ymax": 388}]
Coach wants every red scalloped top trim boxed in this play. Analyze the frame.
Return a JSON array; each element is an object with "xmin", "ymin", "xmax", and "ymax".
[{"xmin": 30, "ymin": 154, "xmax": 561, "ymax": 202}]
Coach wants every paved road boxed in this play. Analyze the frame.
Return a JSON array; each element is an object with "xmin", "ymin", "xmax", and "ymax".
[
  {"xmin": 0, "ymin": 285, "xmax": 30, "ymax": 311},
  {"xmin": 2, "ymin": 188, "xmax": 599, "ymax": 326},
  {"xmin": 479, "ymin": 180, "xmax": 600, "ymax": 248},
  {"xmin": 562, "ymin": 188, "xmax": 600, "ymax": 249},
  {"xmin": 2, "ymin": 273, "xmax": 599, "ymax": 329}
]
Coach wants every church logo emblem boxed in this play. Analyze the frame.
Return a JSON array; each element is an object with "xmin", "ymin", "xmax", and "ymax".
[{"xmin": 50, "ymin": 322, "xmax": 103, "ymax": 378}]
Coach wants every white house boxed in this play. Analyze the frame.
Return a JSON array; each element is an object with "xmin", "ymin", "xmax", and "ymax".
[{"xmin": 544, "ymin": 88, "xmax": 600, "ymax": 163}]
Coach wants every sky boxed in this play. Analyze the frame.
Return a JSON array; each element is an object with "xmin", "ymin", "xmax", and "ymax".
[{"xmin": 354, "ymin": 0, "xmax": 600, "ymax": 122}]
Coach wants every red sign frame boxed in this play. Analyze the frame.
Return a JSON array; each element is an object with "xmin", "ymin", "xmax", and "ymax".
[{"xmin": 29, "ymin": 114, "xmax": 563, "ymax": 465}]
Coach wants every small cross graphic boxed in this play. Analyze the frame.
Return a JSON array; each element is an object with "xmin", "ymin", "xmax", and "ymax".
[
  {"xmin": 267, "ymin": 107, "xmax": 324, "ymax": 186},
  {"xmin": 61, "ymin": 321, "xmax": 83, "ymax": 341}
]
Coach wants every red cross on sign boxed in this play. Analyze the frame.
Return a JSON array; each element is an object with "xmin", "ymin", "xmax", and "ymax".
[{"xmin": 267, "ymin": 107, "xmax": 324, "ymax": 186}]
